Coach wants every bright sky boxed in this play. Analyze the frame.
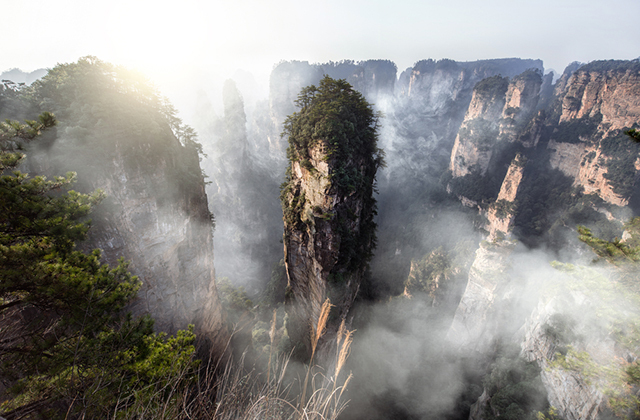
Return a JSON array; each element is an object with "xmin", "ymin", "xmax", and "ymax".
[{"xmin": 3, "ymin": 0, "xmax": 639, "ymax": 115}]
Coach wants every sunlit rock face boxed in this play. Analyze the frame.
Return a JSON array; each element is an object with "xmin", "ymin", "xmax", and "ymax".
[
  {"xmin": 449, "ymin": 69, "xmax": 542, "ymax": 179},
  {"xmin": 282, "ymin": 138, "xmax": 379, "ymax": 357},
  {"xmin": 485, "ymin": 154, "xmax": 526, "ymax": 240},
  {"xmin": 547, "ymin": 61, "xmax": 640, "ymax": 206},
  {"xmin": 445, "ymin": 61, "xmax": 640, "ymax": 420},
  {"xmin": 279, "ymin": 79, "xmax": 382, "ymax": 358},
  {"xmin": 284, "ymin": 145, "xmax": 373, "ymax": 354}
]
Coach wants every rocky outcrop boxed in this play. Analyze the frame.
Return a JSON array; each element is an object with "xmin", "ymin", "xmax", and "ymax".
[
  {"xmin": 521, "ymin": 297, "xmax": 608, "ymax": 420},
  {"xmin": 321, "ymin": 60, "xmax": 397, "ymax": 101},
  {"xmin": 280, "ymin": 78, "xmax": 382, "ymax": 357},
  {"xmin": 547, "ymin": 61, "xmax": 640, "ymax": 206},
  {"xmin": 449, "ymin": 76, "xmax": 509, "ymax": 177},
  {"xmin": 446, "ymin": 239, "xmax": 516, "ymax": 353},
  {"xmin": 268, "ymin": 60, "xmax": 398, "ymax": 155},
  {"xmin": 27, "ymin": 129, "xmax": 227, "ymax": 350},
  {"xmin": 486, "ymin": 154, "xmax": 526, "ymax": 239},
  {"xmin": 282, "ymin": 143, "xmax": 378, "ymax": 354},
  {"xmin": 449, "ymin": 70, "xmax": 542, "ymax": 178}
]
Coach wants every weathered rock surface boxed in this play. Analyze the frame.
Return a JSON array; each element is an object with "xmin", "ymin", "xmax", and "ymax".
[
  {"xmin": 20, "ymin": 60, "xmax": 228, "ymax": 351},
  {"xmin": 280, "ymin": 79, "xmax": 381, "ymax": 357},
  {"xmin": 548, "ymin": 61, "xmax": 640, "ymax": 206},
  {"xmin": 446, "ymin": 239, "xmax": 516, "ymax": 352},
  {"xmin": 520, "ymin": 299, "xmax": 606, "ymax": 420},
  {"xmin": 27, "ymin": 130, "xmax": 227, "ymax": 350},
  {"xmin": 282, "ymin": 140, "xmax": 377, "ymax": 355},
  {"xmin": 449, "ymin": 70, "xmax": 542, "ymax": 178},
  {"xmin": 486, "ymin": 154, "xmax": 526, "ymax": 239}
]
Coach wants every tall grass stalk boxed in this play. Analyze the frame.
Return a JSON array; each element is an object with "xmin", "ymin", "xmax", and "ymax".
[{"xmin": 108, "ymin": 300, "xmax": 353, "ymax": 420}]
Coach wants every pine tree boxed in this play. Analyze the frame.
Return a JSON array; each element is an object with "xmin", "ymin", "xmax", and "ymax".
[{"xmin": 0, "ymin": 114, "xmax": 197, "ymax": 419}]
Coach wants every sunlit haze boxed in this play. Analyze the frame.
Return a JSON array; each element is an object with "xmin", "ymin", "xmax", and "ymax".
[{"xmin": 3, "ymin": 0, "xmax": 640, "ymax": 119}]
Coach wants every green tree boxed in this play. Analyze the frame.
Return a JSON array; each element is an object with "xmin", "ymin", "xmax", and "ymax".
[{"xmin": 0, "ymin": 116, "xmax": 197, "ymax": 419}]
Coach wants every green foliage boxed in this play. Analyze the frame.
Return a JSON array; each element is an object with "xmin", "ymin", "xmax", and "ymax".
[
  {"xmin": 281, "ymin": 75, "xmax": 384, "ymax": 194},
  {"xmin": 482, "ymin": 345, "xmax": 549, "ymax": 420},
  {"xmin": 491, "ymin": 199, "xmax": 517, "ymax": 219},
  {"xmin": 25, "ymin": 56, "xmax": 207, "ymax": 190},
  {"xmin": 626, "ymin": 128, "xmax": 640, "ymax": 143},
  {"xmin": 512, "ymin": 68, "xmax": 543, "ymax": 84},
  {"xmin": 0, "ymin": 111, "xmax": 56, "ymax": 142},
  {"xmin": 547, "ymin": 220, "xmax": 640, "ymax": 418},
  {"xmin": 0, "ymin": 117, "xmax": 198, "ymax": 419},
  {"xmin": 579, "ymin": 60, "xmax": 640, "ymax": 74},
  {"xmin": 404, "ymin": 247, "xmax": 450, "ymax": 303},
  {"xmin": 447, "ymin": 168, "xmax": 502, "ymax": 204},
  {"xmin": 216, "ymin": 277, "xmax": 254, "ymax": 325},
  {"xmin": 578, "ymin": 224, "xmax": 640, "ymax": 264},
  {"xmin": 474, "ymin": 75, "xmax": 509, "ymax": 98}
]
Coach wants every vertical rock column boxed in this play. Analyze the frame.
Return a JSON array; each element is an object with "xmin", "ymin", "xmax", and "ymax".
[{"xmin": 280, "ymin": 77, "xmax": 383, "ymax": 358}]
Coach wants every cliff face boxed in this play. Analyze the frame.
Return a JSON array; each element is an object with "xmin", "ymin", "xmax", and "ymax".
[
  {"xmin": 521, "ymin": 298, "xmax": 608, "ymax": 420},
  {"xmin": 394, "ymin": 60, "xmax": 543, "ymax": 177},
  {"xmin": 24, "ymin": 59, "xmax": 227, "ymax": 350},
  {"xmin": 283, "ymin": 142, "xmax": 365, "ymax": 352},
  {"xmin": 449, "ymin": 70, "xmax": 542, "ymax": 178},
  {"xmin": 547, "ymin": 62, "xmax": 640, "ymax": 206},
  {"xmin": 446, "ymin": 61, "xmax": 640, "ymax": 419},
  {"xmin": 445, "ymin": 60, "xmax": 640, "ymax": 251},
  {"xmin": 485, "ymin": 154, "xmax": 526, "ymax": 239}
]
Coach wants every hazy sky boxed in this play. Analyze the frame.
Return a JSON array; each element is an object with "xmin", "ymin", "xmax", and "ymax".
[{"xmin": 3, "ymin": 0, "xmax": 639, "ymax": 111}]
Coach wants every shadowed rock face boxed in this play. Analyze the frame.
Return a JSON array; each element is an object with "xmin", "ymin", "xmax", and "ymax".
[
  {"xmin": 26, "ymin": 124, "xmax": 228, "ymax": 352},
  {"xmin": 19, "ymin": 59, "xmax": 228, "ymax": 352}
]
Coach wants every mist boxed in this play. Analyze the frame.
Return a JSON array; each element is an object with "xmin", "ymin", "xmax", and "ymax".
[
  {"xmin": 179, "ymin": 57, "xmax": 640, "ymax": 419},
  {"xmin": 3, "ymin": 52, "xmax": 640, "ymax": 420}
]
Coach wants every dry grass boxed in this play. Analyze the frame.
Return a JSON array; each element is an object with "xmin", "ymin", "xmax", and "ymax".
[{"xmin": 111, "ymin": 299, "xmax": 353, "ymax": 420}]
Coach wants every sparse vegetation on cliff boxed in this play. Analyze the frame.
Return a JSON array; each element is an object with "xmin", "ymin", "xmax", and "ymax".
[
  {"xmin": 552, "ymin": 113, "xmax": 602, "ymax": 144},
  {"xmin": 545, "ymin": 218, "xmax": 640, "ymax": 419},
  {"xmin": 474, "ymin": 75, "xmax": 509, "ymax": 98},
  {"xmin": 280, "ymin": 75, "xmax": 384, "ymax": 273}
]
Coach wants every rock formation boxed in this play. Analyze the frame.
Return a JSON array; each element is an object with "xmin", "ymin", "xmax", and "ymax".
[
  {"xmin": 21, "ymin": 58, "xmax": 228, "ymax": 351},
  {"xmin": 280, "ymin": 77, "xmax": 383, "ymax": 357},
  {"xmin": 446, "ymin": 239, "xmax": 517, "ymax": 352},
  {"xmin": 548, "ymin": 61, "xmax": 640, "ymax": 206},
  {"xmin": 485, "ymin": 154, "xmax": 527, "ymax": 239},
  {"xmin": 445, "ymin": 60, "xmax": 640, "ymax": 419},
  {"xmin": 449, "ymin": 69, "xmax": 542, "ymax": 179}
]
